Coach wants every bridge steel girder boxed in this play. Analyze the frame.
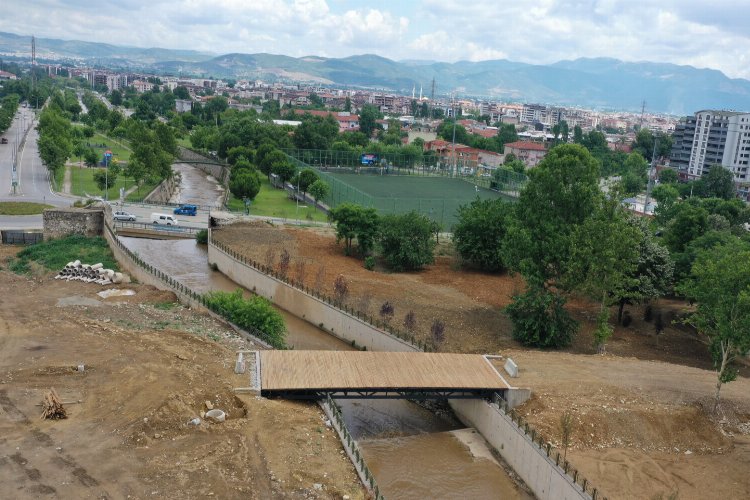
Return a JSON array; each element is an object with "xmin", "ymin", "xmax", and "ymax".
[{"xmin": 261, "ymin": 388, "xmax": 507, "ymax": 400}]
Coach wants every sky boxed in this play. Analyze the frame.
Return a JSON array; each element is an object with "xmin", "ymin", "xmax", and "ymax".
[{"xmin": 2, "ymin": 0, "xmax": 749, "ymax": 79}]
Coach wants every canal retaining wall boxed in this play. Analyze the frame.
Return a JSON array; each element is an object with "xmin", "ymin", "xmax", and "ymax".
[{"xmin": 208, "ymin": 234, "xmax": 421, "ymax": 353}]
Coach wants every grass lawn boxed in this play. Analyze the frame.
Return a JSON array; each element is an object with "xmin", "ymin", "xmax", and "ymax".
[
  {"xmin": 85, "ymin": 132, "xmax": 132, "ymax": 162},
  {"xmin": 0, "ymin": 202, "xmax": 53, "ymax": 215},
  {"xmin": 176, "ymin": 136, "xmax": 192, "ymax": 149},
  {"xmin": 227, "ymin": 179, "xmax": 328, "ymax": 222},
  {"xmin": 67, "ymin": 166, "xmax": 158, "ymax": 201},
  {"xmin": 9, "ymin": 235, "xmax": 118, "ymax": 274},
  {"xmin": 323, "ymin": 173, "xmax": 509, "ymax": 229}
]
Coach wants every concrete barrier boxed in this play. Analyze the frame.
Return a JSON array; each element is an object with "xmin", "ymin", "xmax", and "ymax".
[
  {"xmin": 450, "ymin": 398, "xmax": 591, "ymax": 500},
  {"xmin": 208, "ymin": 239, "xmax": 418, "ymax": 352}
]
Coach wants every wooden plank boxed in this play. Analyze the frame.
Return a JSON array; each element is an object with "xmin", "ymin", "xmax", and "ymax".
[{"xmin": 260, "ymin": 351, "xmax": 510, "ymax": 391}]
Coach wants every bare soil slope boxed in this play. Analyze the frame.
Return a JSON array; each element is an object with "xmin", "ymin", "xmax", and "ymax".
[{"xmin": 0, "ymin": 248, "xmax": 363, "ymax": 499}]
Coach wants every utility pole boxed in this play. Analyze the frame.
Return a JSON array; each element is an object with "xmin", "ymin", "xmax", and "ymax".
[
  {"xmin": 639, "ymin": 100, "xmax": 646, "ymax": 130},
  {"xmin": 451, "ymin": 92, "xmax": 457, "ymax": 176},
  {"xmin": 643, "ymin": 137, "xmax": 659, "ymax": 215}
]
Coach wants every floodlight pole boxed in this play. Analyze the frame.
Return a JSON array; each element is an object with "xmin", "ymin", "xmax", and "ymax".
[{"xmin": 451, "ymin": 92, "xmax": 457, "ymax": 176}]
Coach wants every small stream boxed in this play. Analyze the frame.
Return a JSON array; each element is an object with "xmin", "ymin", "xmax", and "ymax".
[{"xmin": 120, "ymin": 163, "xmax": 530, "ymax": 499}]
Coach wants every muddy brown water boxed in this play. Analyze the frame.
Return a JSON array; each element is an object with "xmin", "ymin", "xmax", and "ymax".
[
  {"xmin": 120, "ymin": 164, "xmax": 528, "ymax": 499},
  {"xmin": 169, "ymin": 163, "xmax": 225, "ymax": 208}
]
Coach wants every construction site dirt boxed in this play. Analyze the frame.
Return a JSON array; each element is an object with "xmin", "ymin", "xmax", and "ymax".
[{"xmin": 0, "ymin": 245, "xmax": 364, "ymax": 499}]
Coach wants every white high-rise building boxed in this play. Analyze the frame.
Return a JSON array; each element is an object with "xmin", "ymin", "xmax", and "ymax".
[{"xmin": 670, "ymin": 110, "xmax": 750, "ymax": 186}]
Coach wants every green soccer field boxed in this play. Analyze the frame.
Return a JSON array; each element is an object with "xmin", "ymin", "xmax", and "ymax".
[{"xmin": 324, "ymin": 173, "xmax": 512, "ymax": 230}]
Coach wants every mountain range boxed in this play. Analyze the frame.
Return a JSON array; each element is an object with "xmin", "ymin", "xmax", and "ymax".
[{"xmin": 2, "ymin": 31, "xmax": 749, "ymax": 115}]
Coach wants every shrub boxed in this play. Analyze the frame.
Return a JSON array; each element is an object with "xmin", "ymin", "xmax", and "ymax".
[
  {"xmin": 505, "ymin": 286, "xmax": 577, "ymax": 348},
  {"xmin": 195, "ymin": 229, "xmax": 208, "ymax": 244},
  {"xmin": 203, "ymin": 289, "xmax": 286, "ymax": 348},
  {"xmin": 379, "ymin": 211, "xmax": 435, "ymax": 271},
  {"xmin": 364, "ymin": 256, "xmax": 375, "ymax": 271},
  {"xmin": 333, "ymin": 274, "xmax": 348, "ymax": 306},
  {"xmin": 403, "ymin": 310, "xmax": 417, "ymax": 332},
  {"xmin": 430, "ymin": 319, "xmax": 446, "ymax": 350},
  {"xmin": 453, "ymin": 198, "xmax": 511, "ymax": 272},
  {"xmin": 379, "ymin": 301, "xmax": 394, "ymax": 323}
]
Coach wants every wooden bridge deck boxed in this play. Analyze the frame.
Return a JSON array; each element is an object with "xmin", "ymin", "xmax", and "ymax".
[{"xmin": 258, "ymin": 351, "xmax": 511, "ymax": 399}]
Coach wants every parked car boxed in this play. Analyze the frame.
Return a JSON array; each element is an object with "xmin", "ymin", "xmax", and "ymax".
[
  {"xmin": 0, "ymin": 138, "xmax": 8, "ymax": 144},
  {"xmin": 151, "ymin": 213, "xmax": 178, "ymax": 225},
  {"xmin": 113, "ymin": 211, "xmax": 136, "ymax": 222},
  {"xmin": 173, "ymin": 204, "xmax": 198, "ymax": 216}
]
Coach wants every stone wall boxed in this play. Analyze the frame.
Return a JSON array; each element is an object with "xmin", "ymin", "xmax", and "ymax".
[
  {"xmin": 43, "ymin": 208, "xmax": 104, "ymax": 240},
  {"xmin": 143, "ymin": 174, "xmax": 178, "ymax": 204},
  {"xmin": 177, "ymin": 146, "xmax": 229, "ymax": 184}
]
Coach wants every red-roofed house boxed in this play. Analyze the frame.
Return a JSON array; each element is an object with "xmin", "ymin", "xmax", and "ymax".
[
  {"xmin": 292, "ymin": 110, "xmax": 360, "ymax": 132},
  {"xmin": 504, "ymin": 141, "xmax": 547, "ymax": 168}
]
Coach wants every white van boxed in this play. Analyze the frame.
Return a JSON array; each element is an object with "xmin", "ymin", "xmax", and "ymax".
[{"xmin": 151, "ymin": 213, "xmax": 178, "ymax": 225}]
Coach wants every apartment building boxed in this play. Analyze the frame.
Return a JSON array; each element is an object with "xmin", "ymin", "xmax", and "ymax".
[{"xmin": 670, "ymin": 110, "xmax": 750, "ymax": 186}]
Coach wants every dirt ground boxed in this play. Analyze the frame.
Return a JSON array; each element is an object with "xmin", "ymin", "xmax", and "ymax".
[
  {"xmin": 0, "ymin": 245, "xmax": 364, "ymax": 499},
  {"xmin": 214, "ymin": 222, "xmax": 750, "ymax": 499}
]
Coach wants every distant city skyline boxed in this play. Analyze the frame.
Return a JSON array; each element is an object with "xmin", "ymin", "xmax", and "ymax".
[{"xmin": 2, "ymin": 1, "xmax": 749, "ymax": 80}]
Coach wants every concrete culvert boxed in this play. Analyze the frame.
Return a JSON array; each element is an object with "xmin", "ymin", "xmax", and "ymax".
[{"xmin": 205, "ymin": 410, "xmax": 226, "ymax": 423}]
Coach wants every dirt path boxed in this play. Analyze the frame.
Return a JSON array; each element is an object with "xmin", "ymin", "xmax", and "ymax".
[
  {"xmin": 62, "ymin": 165, "xmax": 71, "ymax": 194},
  {"xmin": 0, "ymin": 247, "xmax": 364, "ymax": 499}
]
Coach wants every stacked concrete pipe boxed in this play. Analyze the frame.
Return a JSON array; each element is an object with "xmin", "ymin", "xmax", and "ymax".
[{"xmin": 54, "ymin": 262, "xmax": 126, "ymax": 285}]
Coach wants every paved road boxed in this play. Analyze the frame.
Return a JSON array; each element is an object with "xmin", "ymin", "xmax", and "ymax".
[{"xmin": 0, "ymin": 107, "xmax": 70, "ymax": 206}]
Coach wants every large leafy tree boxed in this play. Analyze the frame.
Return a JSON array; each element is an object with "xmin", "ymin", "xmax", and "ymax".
[
  {"xmin": 611, "ymin": 216, "xmax": 674, "ymax": 324},
  {"xmin": 229, "ymin": 169, "xmax": 261, "ymax": 202},
  {"xmin": 329, "ymin": 203, "xmax": 380, "ymax": 256},
  {"xmin": 679, "ymin": 238, "xmax": 750, "ymax": 412},
  {"xmin": 294, "ymin": 168, "xmax": 320, "ymax": 195},
  {"xmin": 308, "ymin": 179, "xmax": 330, "ymax": 207},
  {"xmin": 379, "ymin": 211, "xmax": 436, "ymax": 271},
  {"xmin": 359, "ymin": 104, "xmax": 382, "ymax": 138},
  {"xmin": 505, "ymin": 144, "xmax": 602, "ymax": 288},
  {"xmin": 568, "ymin": 201, "xmax": 642, "ymax": 352},
  {"xmin": 453, "ymin": 198, "xmax": 512, "ymax": 272},
  {"xmin": 701, "ymin": 165, "xmax": 736, "ymax": 200}
]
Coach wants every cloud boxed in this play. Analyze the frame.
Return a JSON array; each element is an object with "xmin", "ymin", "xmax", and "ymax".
[{"xmin": 0, "ymin": 0, "xmax": 748, "ymax": 79}]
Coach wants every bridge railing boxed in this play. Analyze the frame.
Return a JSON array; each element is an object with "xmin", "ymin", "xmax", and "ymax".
[
  {"xmin": 113, "ymin": 221, "xmax": 203, "ymax": 235},
  {"xmin": 320, "ymin": 393, "xmax": 385, "ymax": 500},
  {"xmin": 490, "ymin": 393, "xmax": 607, "ymax": 500}
]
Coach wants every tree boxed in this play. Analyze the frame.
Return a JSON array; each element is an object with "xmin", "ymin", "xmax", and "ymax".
[
  {"xmin": 328, "ymin": 203, "xmax": 380, "ymax": 256},
  {"xmin": 259, "ymin": 149, "xmax": 287, "ymax": 177},
  {"xmin": 663, "ymin": 203, "xmax": 708, "ymax": 254},
  {"xmin": 229, "ymin": 169, "xmax": 261, "ymax": 201},
  {"xmin": 504, "ymin": 144, "xmax": 602, "ymax": 289},
  {"xmin": 271, "ymin": 160, "xmax": 296, "ymax": 183},
  {"xmin": 568, "ymin": 201, "xmax": 642, "ymax": 352},
  {"xmin": 308, "ymin": 179, "xmax": 330, "ymax": 207},
  {"xmin": 658, "ymin": 168, "xmax": 679, "ymax": 184},
  {"xmin": 701, "ymin": 165, "xmax": 736, "ymax": 200},
  {"xmin": 679, "ymin": 239, "xmax": 750, "ymax": 412},
  {"xmin": 109, "ymin": 90, "xmax": 123, "ymax": 106},
  {"xmin": 505, "ymin": 285, "xmax": 577, "ymax": 348},
  {"xmin": 293, "ymin": 168, "xmax": 319, "ymax": 195},
  {"xmin": 453, "ymin": 198, "xmax": 512, "ymax": 272},
  {"xmin": 173, "ymin": 86, "xmax": 190, "ymax": 100},
  {"xmin": 612, "ymin": 216, "xmax": 674, "ymax": 324},
  {"xmin": 84, "ymin": 148, "xmax": 99, "ymax": 168},
  {"xmin": 379, "ymin": 211, "xmax": 436, "ymax": 271},
  {"xmin": 93, "ymin": 168, "xmax": 117, "ymax": 192},
  {"xmin": 652, "ymin": 184, "xmax": 680, "ymax": 221},
  {"xmin": 359, "ymin": 104, "xmax": 381, "ymax": 138}
]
